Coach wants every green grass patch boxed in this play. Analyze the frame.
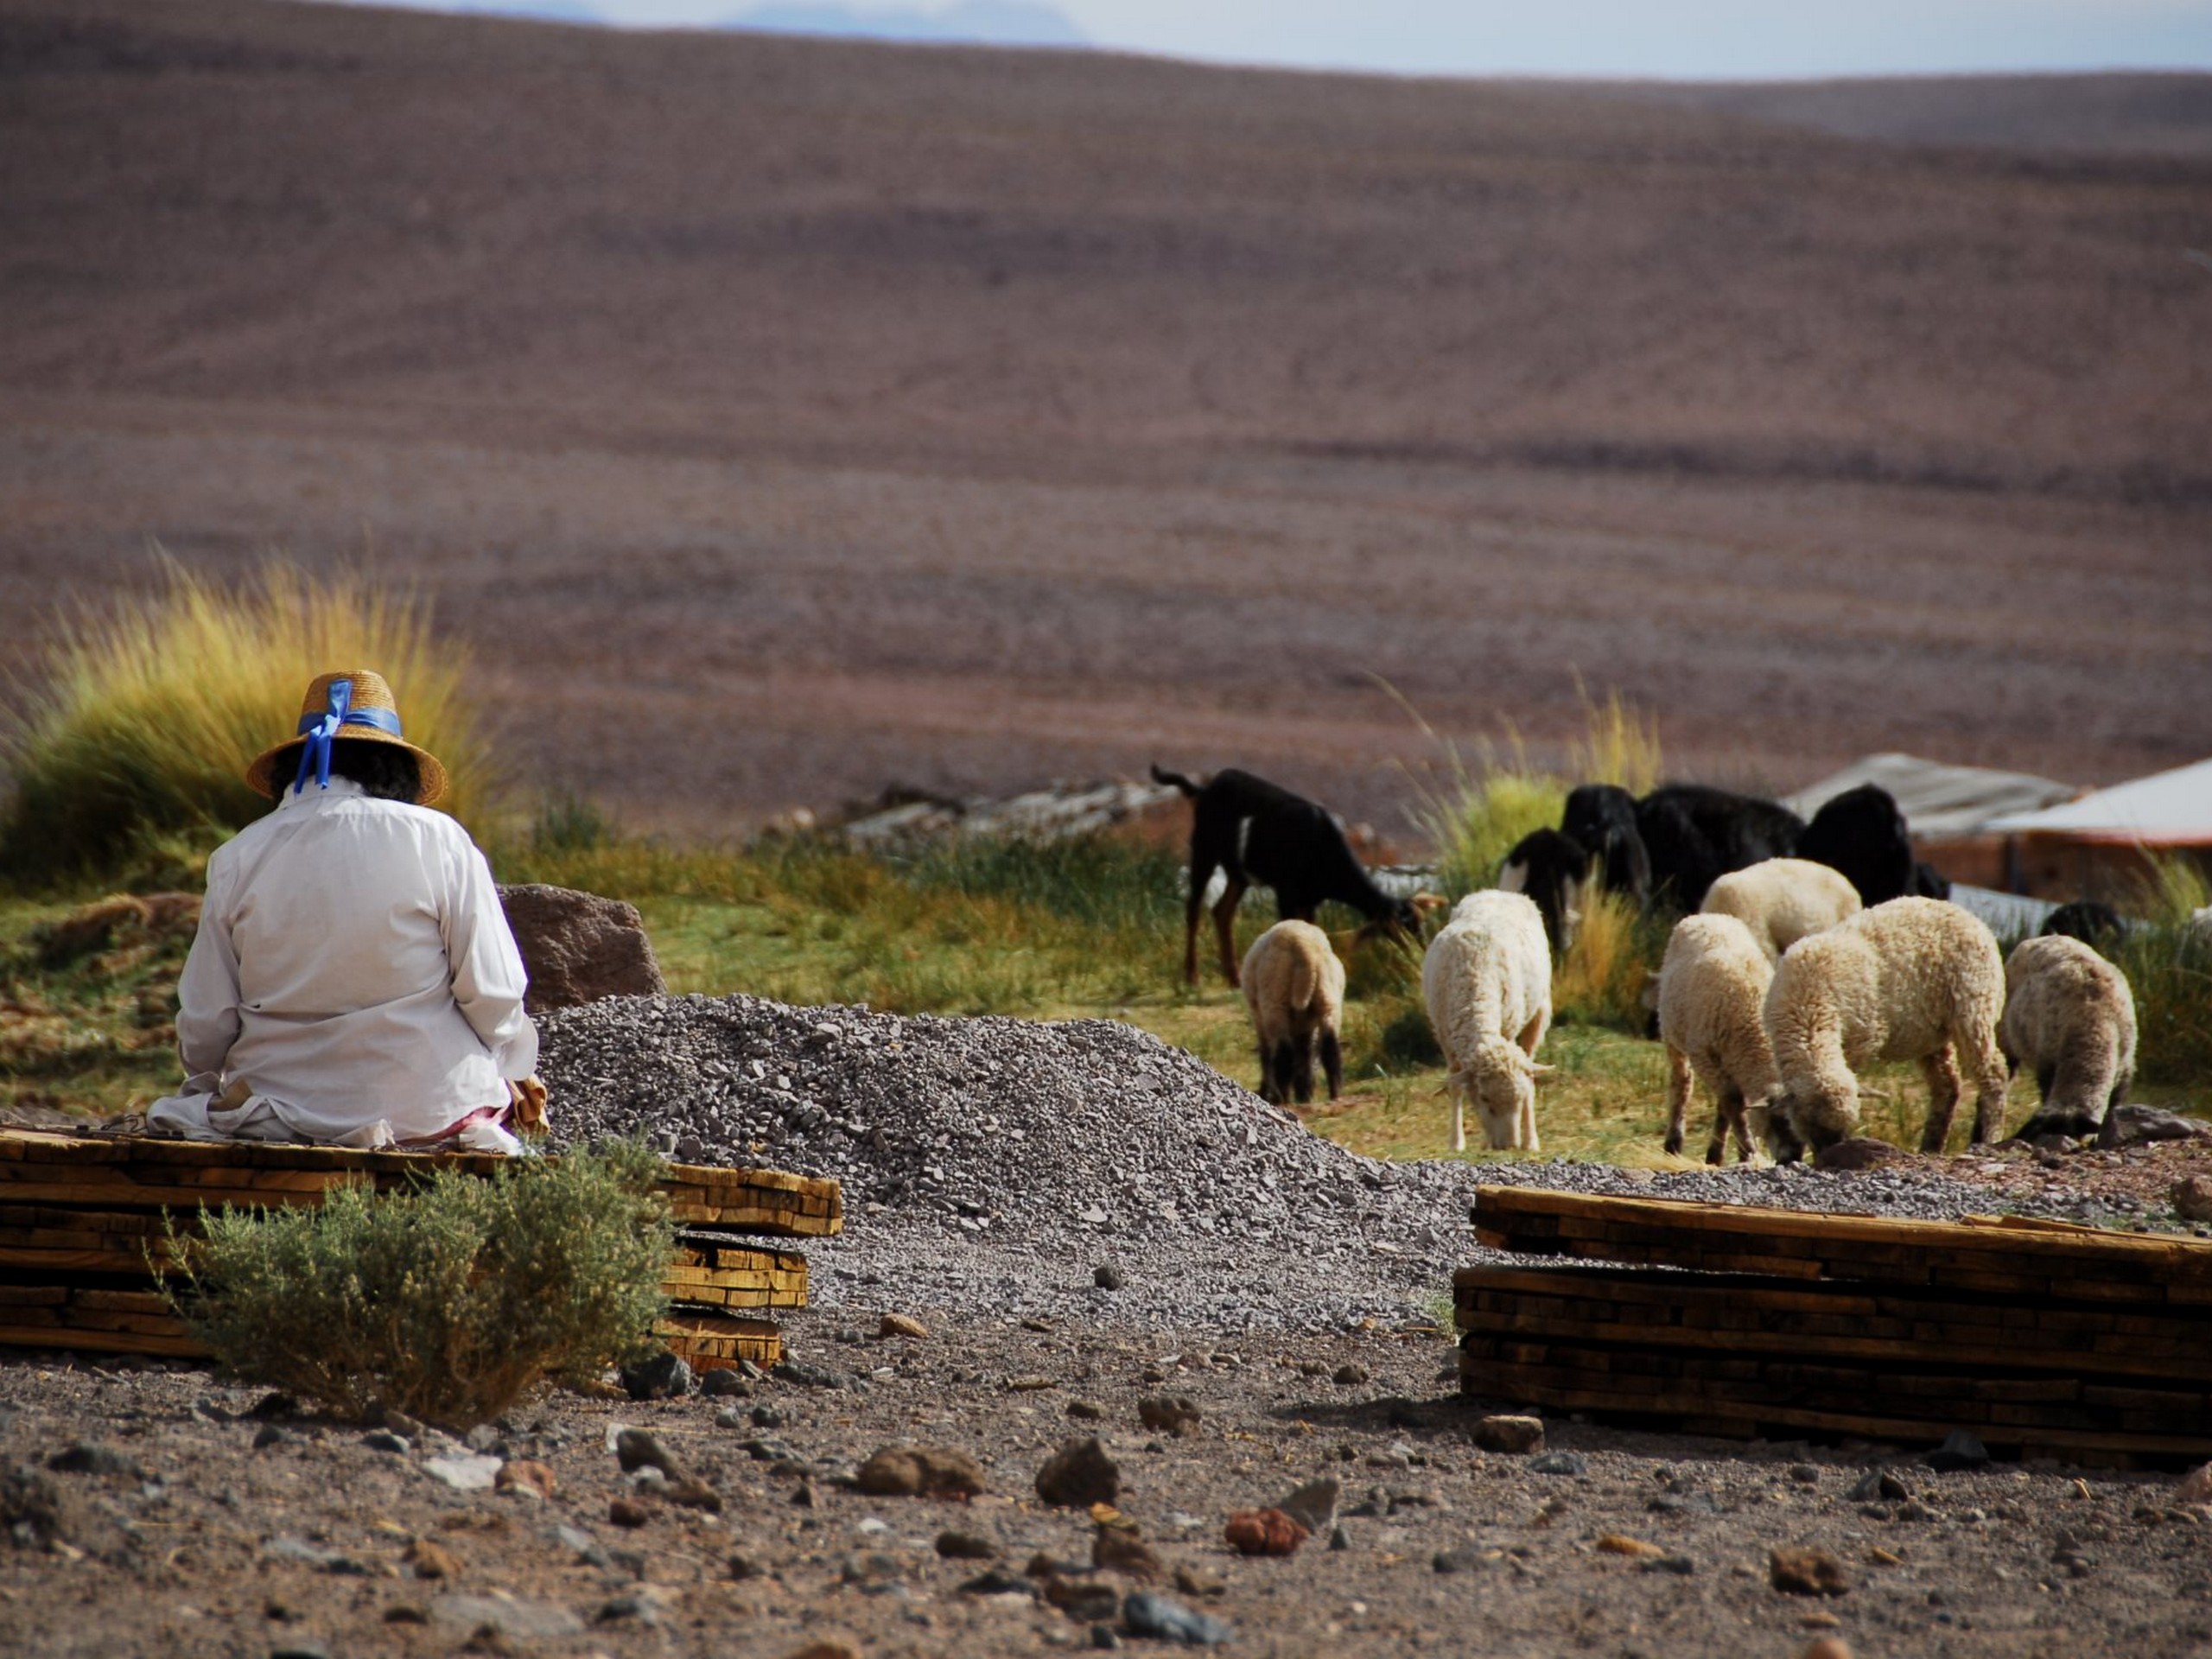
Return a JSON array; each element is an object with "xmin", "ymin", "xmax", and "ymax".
[{"xmin": 9, "ymin": 826, "xmax": 2205, "ymax": 1161}]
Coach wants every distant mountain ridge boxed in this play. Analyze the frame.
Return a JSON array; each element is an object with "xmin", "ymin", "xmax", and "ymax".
[{"xmin": 727, "ymin": 2, "xmax": 1084, "ymax": 48}]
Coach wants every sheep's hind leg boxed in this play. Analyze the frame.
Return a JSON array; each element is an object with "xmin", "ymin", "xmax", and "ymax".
[
  {"xmin": 1963, "ymin": 1027, "xmax": 2011, "ymax": 1145},
  {"xmin": 1917, "ymin": 1044, "xmax": 1963, "ymax": 1153},
  {"xmin": 1290, "ymin": 1033, "xmax": 1317, "ymax": 1104},
  {"xmin": 1707, "ymin": 1084, "xmax": 1743, "ymax": 1166},
  {"xmin": 1319, "ymin": 1029, "xmax": 1343, "ymax": 1101},
  {"xmin": 1662, "ymin": 1045, "xmax": 1692, "ymax": 1157}
]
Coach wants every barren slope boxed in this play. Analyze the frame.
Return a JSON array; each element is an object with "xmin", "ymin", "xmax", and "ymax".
[{"xmin": 3, "ymin": 0, "xmax": 2208, "ymax": 833}]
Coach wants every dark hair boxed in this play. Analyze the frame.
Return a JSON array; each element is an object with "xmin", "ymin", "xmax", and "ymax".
[{"xmin": 267, "ymin": 738, "xmax": 423, "ymax": 804}]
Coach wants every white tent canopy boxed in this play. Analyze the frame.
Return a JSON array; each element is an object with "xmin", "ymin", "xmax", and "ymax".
[
  {"xmin": 1784, "ymin": 753, "xmax": 2077, "ymax": 841},
  {"xmin": 1980, "ymin": 757, "xmax": 2212, "ymax": 846}
]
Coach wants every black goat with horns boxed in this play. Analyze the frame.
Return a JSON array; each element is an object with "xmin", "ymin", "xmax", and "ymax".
[{"xmin": 1151, "ymin": 764, "xmax": 1436, "ymax": 988}]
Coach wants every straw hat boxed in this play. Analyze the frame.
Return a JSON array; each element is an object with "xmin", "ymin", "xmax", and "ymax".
[{"xmin": 245, "ymin": 670, "xmax": 448, "ymax": 806}]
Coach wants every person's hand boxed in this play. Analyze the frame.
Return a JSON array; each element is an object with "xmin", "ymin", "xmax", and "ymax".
[{"xmin": 509, "ymin": 1075, "xmax": 549, "ymax": 1135}]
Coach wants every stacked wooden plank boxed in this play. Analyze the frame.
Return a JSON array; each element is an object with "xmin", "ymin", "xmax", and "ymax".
[
  {"xmin": 0, "ymin": 1128, "xmax": 841, "ymax": 1373},
  {"xmin": 1457, "ymin": 1185, "xmax": 2212, "ymax": 1464}
]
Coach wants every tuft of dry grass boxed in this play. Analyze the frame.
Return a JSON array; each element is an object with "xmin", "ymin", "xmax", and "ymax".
[{"xmin": 0, "ymin": 556, "xmax": 495, "ymax": 889}]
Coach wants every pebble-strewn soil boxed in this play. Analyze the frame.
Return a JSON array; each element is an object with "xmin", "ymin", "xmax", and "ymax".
[
  {"xmin": 10, "ymin": 991, "xmax": 2212, "ymax": 1654},
  {"xmin": 8, "ymin": 1316, "xmax": 2212, "ymax": 1659}
]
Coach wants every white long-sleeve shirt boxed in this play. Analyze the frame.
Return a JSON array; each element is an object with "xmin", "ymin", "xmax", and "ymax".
[{"xmin": 149, "ymin": 778, "xmax": 537, "ymax": 1147}]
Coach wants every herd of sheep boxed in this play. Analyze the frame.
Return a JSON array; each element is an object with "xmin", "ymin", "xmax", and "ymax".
[{"xmin": 1161, "ymin": 762, "xmax": 2146, "ymax": 1165}]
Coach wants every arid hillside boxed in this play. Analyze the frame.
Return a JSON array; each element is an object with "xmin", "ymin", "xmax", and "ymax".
[{"xmin": 3, "ymin": 0, "xmax": 2209, "ymax": 836}]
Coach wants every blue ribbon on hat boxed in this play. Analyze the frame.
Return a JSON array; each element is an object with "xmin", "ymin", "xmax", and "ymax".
[{"xmin": 289, "ymin": 677, "xmax": 404, "ymax": 796}]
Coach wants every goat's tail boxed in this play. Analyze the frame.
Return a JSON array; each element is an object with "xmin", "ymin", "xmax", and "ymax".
[{"xmin": 1150, "ymin": 763, "xmax": 1204, "ymax": 798}]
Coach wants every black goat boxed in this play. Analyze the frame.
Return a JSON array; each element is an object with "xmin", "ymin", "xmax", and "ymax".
[
  {"xmin": 1634, "ymin": 784, "xmax": 1806, "ymax": 911},
  {"xmin": 1911, "ymin": 861, "xmax": 1953, "ymax": 899},
  {"xmin": 1151, "ymin": 764, "xmax": 1429, "ymax": 988},
  {"xmin": 1499, "ymin": 827, "xmax": 1590, "ymax": 957},
  {"xmin": 1797, "ymin": 783, "xmax": 1916, "ymax": 906},
  {"xmin": 1560, "ymin": 784, "xmax": 1651, "ymax": 906},
  {"xmin": 2043, "ymin": 900, "xmax": 2125, "ymax": 954}
]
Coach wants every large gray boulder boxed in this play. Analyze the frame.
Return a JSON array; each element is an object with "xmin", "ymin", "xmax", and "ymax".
[{"xmin": 497, "ymin": 884, "xmax": 666, "ymax": 1013}]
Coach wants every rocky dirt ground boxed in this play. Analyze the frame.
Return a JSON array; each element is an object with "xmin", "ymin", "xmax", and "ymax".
[{"xmin": 8, "ymin": 1307, "xmax": 2212, "ymax": 1659}]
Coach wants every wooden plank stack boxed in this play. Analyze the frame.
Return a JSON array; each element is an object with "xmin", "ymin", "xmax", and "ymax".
[
  {"xmin": 1457, "ymin": 1185, "xmax": 2212, "ymax": 1465},
  {"xmin": 0, "ymin": 1128, "xmax": 842, "ymax": 1373}
]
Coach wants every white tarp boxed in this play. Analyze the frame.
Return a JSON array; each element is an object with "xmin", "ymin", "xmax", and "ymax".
[
  {"xmin": 1784, "ymin": 752, "xmax": 2077, "ymax": 841},
  {"xmin": 1980, "ymin": 757, "xmax": 2212, "ymax": 846}
]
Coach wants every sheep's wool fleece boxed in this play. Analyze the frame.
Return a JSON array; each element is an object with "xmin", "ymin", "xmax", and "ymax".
[
  {"xmin": 1241, "ymin": 921, "xmax": 1344, "ymax": 1046},
  {"xmin": 1422, "ymin": 891, "xmax": 1551, "ymax": 1077},
  {"xmin": 2001, "ymin": 935, "xmax": 2138, "ymax": 1082},
  {"xmin": 1764, "ymin": 898, "xmax": 2005, "ymax": 1078},
  {"xmin": 1700, "ymin": 858, "xmax": 1861, "ymax": 964},
  {"xmin": 1658, "ymin": 912, "xmax": 1779, "ymax": 1097}
]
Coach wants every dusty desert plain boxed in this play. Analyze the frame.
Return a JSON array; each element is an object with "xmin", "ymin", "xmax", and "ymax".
[{"xmin": 6, "ymin": 3, "xmax": 2212, "ymax": 1656}]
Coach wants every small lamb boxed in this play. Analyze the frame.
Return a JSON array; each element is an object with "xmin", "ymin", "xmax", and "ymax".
[
  {"xmin": 2000, "ymin": 934, "xmax": 2137, "ymax": 1145},
  {"xmin": 1700, "ymin": 857, "xmax": 1862, "ymax": 964},
  {"xmin": 1422, "ymin": 890, "xmax": 1553, "ymax": 1153},
  {"xmin": 1656, "ymin": 912, "xmax": 1777, "ymax": 1165},
  {"xmin": 1762, "ymin": 897, "xmax": 2008, "ymax": 1160},
  {"xmin": 1240, "ymin": 920, "xmax": 1346, "ymax": 1107}
]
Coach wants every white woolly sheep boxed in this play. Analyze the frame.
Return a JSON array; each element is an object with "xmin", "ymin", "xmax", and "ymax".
[
  {"xmin": 1656, "ymin": 912, "xmax": 1777, "ymax": 1165},
  {"xmin": 1241, "ymin": 920, "xmax": 1346, "ymax": 1106},
  {"xmin": 1700, "ymin": 857, "xmax": 1861, "ymax": 965},
  {"xmin": 1761, "ymin": 896, "xmax": 2008, "ymax": 1160},
  {"xmin": 2000, "ymin": 934, "xmax": 2137, "ymax": 1144},
  {"xmin": 1422, "ymin": 890, "xmax": 1553, "ymax": 1153}
]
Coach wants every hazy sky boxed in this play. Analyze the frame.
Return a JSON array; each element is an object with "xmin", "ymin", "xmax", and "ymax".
[{"xmin": 393, "ymin": 0, "xmax": 2212, "ymax": 79}]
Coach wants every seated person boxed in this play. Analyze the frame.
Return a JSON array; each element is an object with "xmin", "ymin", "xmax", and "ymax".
[{"xmin": 149, "ymin": 670, "xmax": 540, "ymax": 1152}]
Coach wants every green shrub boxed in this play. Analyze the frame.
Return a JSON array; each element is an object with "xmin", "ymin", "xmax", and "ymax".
[
  {"xmin": 1, "ymin": 556, "xmax": 494, "ymax": 890},
  {"xmin": 163, "ymin": 1143, "xmax": 674, "ymax": 1431}
]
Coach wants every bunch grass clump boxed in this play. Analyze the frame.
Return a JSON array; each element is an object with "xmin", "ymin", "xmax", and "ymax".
[
  {"xmin": 163, "ymin": 1142, "xmax": 673, "ymax": 1431},
  {"xmin": 1395, "ymin": 682, "xmax": 1669, "ymax": 1033},
  {"xmin": 2118, "ymin": 856, "xmax": 2212, "ymax": 1087},
  {"xmin": 1, "ymin": 556, "xmax": 493, "ymax": 890}
]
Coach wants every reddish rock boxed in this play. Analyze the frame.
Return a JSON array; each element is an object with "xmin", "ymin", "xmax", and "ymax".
[
  {"xmin": 497, "ymin": 884, "xmax": 666, "ymax": 1013},
  {"xmin": 855, "ymin": 1445, "xmax": 986, "ymax": 1499},
  {"xmin": 1770, "ymin": 1546, "xmax": 1852, "ymax": 1597},
  {"xmin": 1224, "ymin": 1509, "xmax": 1309, "ymax": 1557},
  {"xmin": 608, "ymin": 1496, "xmax": 655, "ymax": 1529}
]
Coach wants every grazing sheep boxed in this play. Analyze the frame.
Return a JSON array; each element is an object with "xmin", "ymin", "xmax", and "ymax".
[
  {"xmin": 1241, "ymin": 920, "xmax": 1346, "ymax": 1107},
  {"xmin": 1422, "ymin": 891, "xmax": 1553, "ymax": 1153},
  {"xmin": 1656, "ymin": 913, "xmax": 1777, "ymax": 1165},
  {"xmin": 1498, "ymin": 827, "xmax": 1589, "ymax": 956},
  {"xmin": 2001, "ymin": 935, "xmax": 2137, "ymax": 1144},
  {"xmin": 1762, "ymin": 897, "xmax": 2008, "ymax": 1160},
  {"xmin": 1700, "ymin": 858, "xmax": 1862, "ymax": 965}
]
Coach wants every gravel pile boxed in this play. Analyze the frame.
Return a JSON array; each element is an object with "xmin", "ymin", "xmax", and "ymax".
[{"xmin": 539, "ymin": 993, "xmax": 2069, "ymax": 1333}]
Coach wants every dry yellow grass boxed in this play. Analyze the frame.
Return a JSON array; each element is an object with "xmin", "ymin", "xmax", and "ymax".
[{"xmin": 1, "ymin": 556, "xmax": 495, "ymax": 887}]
